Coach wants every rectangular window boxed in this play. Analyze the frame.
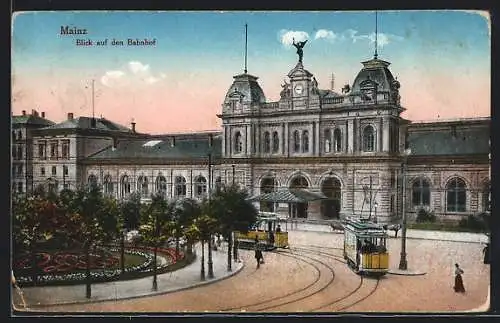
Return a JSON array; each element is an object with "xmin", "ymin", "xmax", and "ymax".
[
  {"xmin": 63, "ymin": 165, "xmax": 68, "ymax": 176},
  {"xmin": 52, "ymin": 166, "xmax": 57, "ymax": 176},
  {"xmin": 41, "ymin": 167, "xmax": 45, "ymax": 176},
  {"xmin": 17, "ymin": 164, "xmax": 23, "ymax": 176},
  {"xmin": 61, "ymin": 140, "xmax": 70, "ymax": 159},
  {"xmin": 17, "ymin": 183, "xmax": 23, "ymax": 193},
  {"xmin": 38, "ymin": 141, "xmax": 47, "ymax": 159},
  {"xmin": 50, "ymin": 141, "xmax": 58, "ymax": 160}
]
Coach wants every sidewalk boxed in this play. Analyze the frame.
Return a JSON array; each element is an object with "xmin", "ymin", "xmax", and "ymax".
[
  {"xmin": 12, "ymin": 243, "xmax": 243, "ymax": 310},
  {"xmin": 286, "ymin": 222, "xmax": 488, "ymax": 244}
]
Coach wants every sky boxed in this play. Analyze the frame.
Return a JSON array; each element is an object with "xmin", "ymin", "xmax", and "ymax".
[{"xmin": 12, "ymin": 11, "xmax": 490, "ymax": 134}]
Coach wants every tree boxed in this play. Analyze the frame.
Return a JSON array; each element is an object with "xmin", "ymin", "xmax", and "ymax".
[
  {"xmin": 172, "ymin": 198, "xmax": 201, "ymax": 258},
  {"xmin": 193, "ymin": 214, "xmax": 217, "ymax": 280},
  {"xmin": 139, "ymin": 193, "xmax": 173, "ymax": 291},
  {"xmin": 70, "ymin": 183, "xmax": 120, "ymax": 298},
  {"xmin": 120, "ymin": 192, "xmax": 142, "ymax": 230},
  {"xmin": 210, "ymin": 184, "xmax": 258, "ymax": 272},
  {"xmin": 12, "ymin": 195, "xmax": 61, "ymax": 284}
]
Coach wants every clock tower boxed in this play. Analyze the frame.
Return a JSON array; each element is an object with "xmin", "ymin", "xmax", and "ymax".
[{"xmin": 287, "ymin": 61, "xmax": 318, "ymax": 109}]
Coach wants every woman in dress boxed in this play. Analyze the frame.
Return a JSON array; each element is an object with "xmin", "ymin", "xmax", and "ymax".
[{"xmin": 454, "ymin": 263, "xmax": 466, "ymax": 293}]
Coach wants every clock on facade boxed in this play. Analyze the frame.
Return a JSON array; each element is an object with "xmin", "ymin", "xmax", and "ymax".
[{"xmin": 294, "ymin": 84, "xmax": 304, "ymax": 95}]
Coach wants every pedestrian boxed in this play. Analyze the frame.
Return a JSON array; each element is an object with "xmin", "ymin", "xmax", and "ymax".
[
  {"xmin": 453, "ymin": 263, "xmax": 466, "ymax": 293},
  {"xmin": 483, "ymin": 243, "xmax": 490, "ymax": 264},
  {"xmin": 276, "ymin": 225, "xmax": 282, "ymax": 233}
]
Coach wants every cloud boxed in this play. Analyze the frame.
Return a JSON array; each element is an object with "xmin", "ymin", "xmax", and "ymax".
[
  {"xmin": 100, "ymin": 61, "xmax": 166, "ymax": 88},
  {"xmin": 101, "ymin": 70, "xmax": 126, "ymax": 87},
  {"xmin": 313, "ymin": 28, "xmax": 403, "ymax": 48},
  {"xmin": 314, "ymin": 29, "xmax": 338, "ymax": 42},
  {"xmin": 279, "ymin": 29, "xmax": 309, "ymax": 46}
]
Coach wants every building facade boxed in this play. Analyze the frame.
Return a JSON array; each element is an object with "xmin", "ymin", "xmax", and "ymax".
[
  {"xmin": 11, "ymin": 110, "xmax": 55, "ymax": 195},
  {"xmin": 12, "ymin": 53, "xmax": 490, "ymax": 224}
]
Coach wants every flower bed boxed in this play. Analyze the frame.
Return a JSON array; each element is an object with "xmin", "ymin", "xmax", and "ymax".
[{"xmin": 13, "ymin": 246, "xmax": 188, "ymax": 287}]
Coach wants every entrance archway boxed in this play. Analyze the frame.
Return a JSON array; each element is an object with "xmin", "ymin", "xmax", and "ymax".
[
  {"xmin": 321, "ymin": 177, "xmax": 341, "ymax": 219},
  {"xmin": 260, "ymin": 177, "xmax": 276, "ymax": 212},
  {"xmin": 290, "ymin": 175, "xmax": 309, "ymax": 218}
]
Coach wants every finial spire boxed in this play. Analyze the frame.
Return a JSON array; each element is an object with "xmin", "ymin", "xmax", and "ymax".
[
  {"xmin": 374, "ymin": 11, "xmax": 378, "ymax": 59},
  {"xmin": 244, "ymin": 23, "xmax": 248, "ymax": 74}
]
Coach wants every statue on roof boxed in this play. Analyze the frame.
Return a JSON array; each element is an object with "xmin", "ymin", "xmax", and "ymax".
[{"xmin": 292, "ymin": 38, "xmax": 308, "ymax": 63}]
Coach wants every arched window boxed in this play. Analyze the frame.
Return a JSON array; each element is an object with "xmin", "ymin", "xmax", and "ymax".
[
  {"xmin": 137, "ymin": 176, "xmax": 149, "ymax": 198},
  {"xmin": 302, "ymin": 130, "xmax": 309, "ymax": 153},
  {"xmin": 103, "ymin": 175, "xmax": 113, "ymax": 196},
  {"xmin": 363, "ymin": 125, "xmax": 375, "ymax": 152},
  {"xmin": 156, "ymin": 175, "xmax": 167, "ymax": 198},
  {"xmin": 324, "ymin": 129, "xmax": 331, "ymax": 153},
  {"xmin": 272, "ymin": 131, "xmax": 279, "ymax": 153},
  {"xmin": 446, "ymin": 177, "xmax": 466, "ymax": 212},
  {"xmin": 234, "ymin": 131, "xmax": 243, "ymax": 154},
  {"xmin": 263, "ymin": 131, "xmax": 271, "ymax": 153},
  {"xmin": 175, "ymin": 176, "xmax": 187, "ymax": 197},
  {"xmin": 293, "ymin": 130, "xmax": 300, "ymax": 152},
  {"xmin": 52, "ymin": 166, "xmax": 57, "ymax": 176},
  {"xmin": 194, "ymin": 176, "xmax": 207, "ymax": 198},
  {"xmin": 17, "ymin": 131, "xmax": 22, "ymax": 140},
  {"xmin": 121, "ymin": 175, "xmax": 131, "ymax": 198},
  {"xmin": 17, "ymin": 146, "xmax": 23, "ymax": 160},
  {"xmin": 88, "ymin": 174, "xmax": 97, "ymax": 187},
  {"xmin": 334, "ymin": 128, "xmax": 342, "ymax": 152},
  {"xmin": 412, "ymin": 178, "xmax": 430, "ymax": 207}
]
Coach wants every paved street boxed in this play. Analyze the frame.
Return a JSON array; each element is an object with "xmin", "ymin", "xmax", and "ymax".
[{"xmin": 13, "ymin": 229, "xmax": 490, "ymax": 313}]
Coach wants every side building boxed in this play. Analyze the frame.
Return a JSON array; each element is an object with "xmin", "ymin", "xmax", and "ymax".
[{"xmin": 11, "ymin": 110, "xmax": 55, "ymax": 195}]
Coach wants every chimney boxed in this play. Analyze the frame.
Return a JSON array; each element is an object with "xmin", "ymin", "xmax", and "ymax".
[
  {"xmin": 131, "ymin": 122, "xmax": 136, "ymax": 133},
  {"xmin": 170, "ymin": 136, "xmax": 176, "ymax": 147},
  {"xmin": 22, "ymin": 110, "xmax": 26, "ymax": 116},
  {"xmin": 67, "ymin": 112, "xmax": 74, "ymax": 120},
  {"xmin": 41, "ymin": 112, "xmax": 45, "ymax": 118}
]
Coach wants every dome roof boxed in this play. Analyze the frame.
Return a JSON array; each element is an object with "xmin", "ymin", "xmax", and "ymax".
[
  {"xmin": 351, "ymin": 58, "xmax": 399, "ymax": 94},
  {"xmin": 223, "ymin": 73, "xmax": 266, "ymax": 105}
]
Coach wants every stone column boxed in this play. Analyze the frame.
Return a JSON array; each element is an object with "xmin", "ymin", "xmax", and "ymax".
[
  {"xmin": 284, "ymin": 123, "xmax": 289, "ymax": 157},
  {"xmin": 347, "ymin": 119, "xmax": 354, "ymax": 153},
  {"xmin": 314, "ymin": 121, "xmax": 320, "ymax": 156},
  {"xmin": 382, "ymin": 117, "xmax": 389, "ymax": 152}
]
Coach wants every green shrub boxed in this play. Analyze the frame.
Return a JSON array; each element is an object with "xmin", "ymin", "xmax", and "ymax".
[
  {"xmin": 416, "ymin": 208, "xmax": 436, "ymax": 223},
  {"xmin": 459, "ymin": 214, "xmax": 487, "ymax": 232}
]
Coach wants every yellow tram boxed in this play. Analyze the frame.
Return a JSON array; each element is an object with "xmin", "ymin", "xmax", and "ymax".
[
  {"xmin": 343, "ymin": 218, "xmax": 389, "ymax": 276},
  {"xmin": 234, "ymin": 212, "xmax": 289, "ymax": 250}
]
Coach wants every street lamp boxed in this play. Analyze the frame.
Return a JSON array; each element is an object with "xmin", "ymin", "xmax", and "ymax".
[
  {"xmin": 207, "ymin": 152, "xmax": 214, "ymax": 279},
  {"xmin": 374, "ymin": 201, "xmax": 378, "ymax": 224},
  {"xmin": 398, "ymin": 148, "xmax": 412, "ymax": 270},
  {"xmin": 232, "ymin": 164, "xmax": 236, "ymax": 186},
  {"xmin": 120, "ymin": 227, "xmax": 127, "ymax": 275}
]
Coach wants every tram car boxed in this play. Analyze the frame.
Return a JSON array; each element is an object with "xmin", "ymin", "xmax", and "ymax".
[
  {"xmin": 234, "ymin": 212, "xmax": 289, "ymax": 250},
  {"xmin": 343, "ymin": 218, "xmax": 389, "ymax": 276}
]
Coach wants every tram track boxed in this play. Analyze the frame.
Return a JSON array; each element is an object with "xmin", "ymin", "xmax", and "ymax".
[
  {"xmin": 220, "ymin": 249, "xmax": 336, "ymax": 312},
  {"xmin": 293, "ymin": 246, "xmax": 381, "ymax": 312}
]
